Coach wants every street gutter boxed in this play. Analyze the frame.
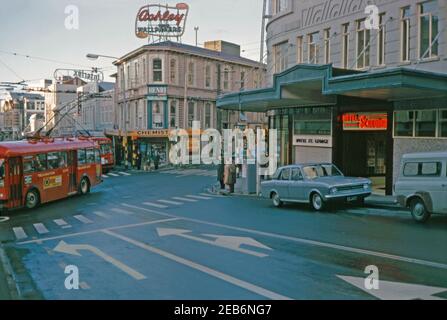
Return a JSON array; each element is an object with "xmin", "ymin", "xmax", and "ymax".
[{"xmin": 0, "ymin": 244, "xmax": 19, "ymax": 300}]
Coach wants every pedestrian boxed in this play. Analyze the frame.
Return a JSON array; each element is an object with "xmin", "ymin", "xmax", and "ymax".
[
  {"xmin": 153, "ymin": 150, "xmax": 160, "ymax": 170},
  {"xmin": 136, "ymin": 149, "xmax": 142, "ymax": 170},
  {"xmin": 224, "ymin": 161, "xmax": 237, "ymax": 193},
  {"xmin": 217, "ymin": 157, "xmax": 225, "ymax": 189}
]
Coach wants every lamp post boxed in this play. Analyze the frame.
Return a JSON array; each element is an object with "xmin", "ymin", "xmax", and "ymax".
[{"xmin": 86, "ymin": 53, "xmax": 129, "ymax": 170}]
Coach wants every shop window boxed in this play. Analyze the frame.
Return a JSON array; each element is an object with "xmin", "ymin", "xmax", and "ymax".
[
  {"xmin": 415, "ymin": 110, "xmax": 436, "ymax": 137},
  {"xmin": 400, "ymin": 6, "xmax": 411, "ymax": 62},
  {"xmin": 356, "ymin": 19, "xmax": 370, "ymax": 69},
  {"xmin": 438, "ymin": 110, "xmax": 447, "ymax": 137},
  {"xmin": 153, "ymin": 59, "xmax": 163, "ymax": 82},
  {"xmin": 419, "ymin": 0, "xmax": 438, "ymax": 59},
  {"xmin": 308, "ymin": 32, "xmax": 320, "ymax": 64},
  {"xmin": 294, "ymin": 120, "xmax": 331, "ymax": 135},
  {"xmin": 342, "ymin": 23, "xmax": 350, "ymax": 69},
  {"xmin": 394, "ymin": 111, "xmax": 414, "ymax": 137}
]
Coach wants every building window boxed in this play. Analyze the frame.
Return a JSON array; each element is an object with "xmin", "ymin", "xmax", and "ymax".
[
  {"xmin": 142, "ymin": 58, "xmax": 147, "ymax": 83},
  {"xmin": 323, "ymin": 28, "xmax": 331, "ymax": 64},
  {"xmin": 273, "ymin": 41, "xmax": 288, "ymax": 73},
  {"xmin": 223, "ymin": 67, "xmax": 231, "ymax": 91},
  {"xmin": 415, "ymin": 110, "xmax": 436, "ymax": 137},
  {"xmin": 205, "ymin": 64, "xmax": 212, "ymax": 88},
  {"xmin": 153, "ymin": 59, "xmax": 163, "ymax": 82},
  {"xmin": 204, "ymin": 102, "xmax": 212, "ymax": 128},
  {"xmin": 394, "ymin": 111, "xmax": 414, "ymax": 137},
  {"xmin": 377, "ymin": 14, "xmax": 386, "ymax": 66},
  {"xmin": 152, "ymin": 101, "xmax": 163, "ymax": 128},
  {"xmin": 342, "ymin": 23, "xmax": 350, "ymax": 69},
  {"xmin": 134, "ymin": 62, "xmax": 139, "ymax": 85},
  {"xmin": 308, "ymin": 32, "xmax": 320, "ymax": 64},
  {"xmin": 188, "ymin": 61, "xmax": 195, "ymax": 86},
  {"xmin": 401, "ymin": 7, "xmax": 411, "ymax": 62},
  {"xmin": 240, "ymin": 71, "xmax": 245, "ymax": 90},
  {"xmin": 293, "ymin": 107, "xmax": 332, "ymax": 135},
  {"xmin": 271, "ymin": 0, "xmax": 288, "ymax": 15},
  {"xmin": 296, "ymin": 36, "xmax": 303, "ymax": 64},
  {"xmin": 187, "ymin": 101, "xmax": 196, "ymax": 128},
  {"xmin": 438, "ymin": 110, "xmax": 447, "ymax": 137},
  {"xmin": 170, "ymin": 59, "xmax": 177, "ymax": 84},
  {"xmin": 356, "ymin": 19, "xmax": 371, "ymax": 69},
  {"xmin": 170, "ymin": 100, "xmax": 178, "ymax": 128},
  {"xmin": 419, "ymin": 0, "xmax": 438, "ymax": 59}
]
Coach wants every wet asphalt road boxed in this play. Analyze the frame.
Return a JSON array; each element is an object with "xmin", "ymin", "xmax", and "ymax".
[{"xmin": 0, "ymin": 167, "xmax": 446, "ymax": 300}]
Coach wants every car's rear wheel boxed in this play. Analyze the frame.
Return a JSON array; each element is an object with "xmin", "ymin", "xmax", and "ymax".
[
  {"xmin": 25, "ymin": 189, "xmax": 40, "ymax": 209},
  {"xmin": 311, "ymin": 193, "xmax": 325, "ymax": 211},
  {"xmin": 410, "ymin": 198, "xmax": 431, "ymax": 223},
  {"xmin": 272, "ymin": 192, "xmax": 283, "ymax": 208},
  {"xmin": 79, "ymin": 177, "xmax": 90, "ymax": 195}
]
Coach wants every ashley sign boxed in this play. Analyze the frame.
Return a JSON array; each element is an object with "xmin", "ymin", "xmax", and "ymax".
[{"xmin": 135, "ymin": 3, "xmax": 189, "ymax": 39}]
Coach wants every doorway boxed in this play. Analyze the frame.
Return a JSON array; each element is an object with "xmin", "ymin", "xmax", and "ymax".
[{"xmin": 342, "ymin": 132, "xmax": 387, "ymax": 195}]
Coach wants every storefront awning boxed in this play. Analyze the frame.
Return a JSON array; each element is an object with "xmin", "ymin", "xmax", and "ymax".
[{"xmin": 217, "ymin": 65, "xmax": 447, "ymax": 112}]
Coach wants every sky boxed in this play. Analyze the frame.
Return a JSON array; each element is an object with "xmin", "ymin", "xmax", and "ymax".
[{"xmin": 0, "ymin": 0, "xmax": 264, "ymax": 84}]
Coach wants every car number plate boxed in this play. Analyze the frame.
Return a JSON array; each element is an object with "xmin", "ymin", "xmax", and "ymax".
[{"xmin": 347, "ymin": 196, "xmax": 358, "ymax": 202}]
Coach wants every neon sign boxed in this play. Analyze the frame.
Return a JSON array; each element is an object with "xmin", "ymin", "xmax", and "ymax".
[
  {"xmin": 135, "ymin": 3, "xmax": 189, "ymax": 39},
  {"xmin": 342, "ymin": 112, "xmax": 388, "ymax": 131}
]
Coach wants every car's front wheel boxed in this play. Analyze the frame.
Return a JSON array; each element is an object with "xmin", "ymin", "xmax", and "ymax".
[
  {"xmin": 311, "ymin": 193, "xmax": 325, "ymax": 211},
  {"xmin": 272, "ymin": 192, "xmax": 283, "ymax": 208},
  {"xmin": 410, "ymin": 198, "xmax": 431, "ymax": 223}
]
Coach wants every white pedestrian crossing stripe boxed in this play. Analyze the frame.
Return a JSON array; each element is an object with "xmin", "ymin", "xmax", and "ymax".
[
  {"xmin": 111, "ymin": 208, "xmax": 133, "ymax": 215},
  {"xmin": 119, "ymin": 172, "xmax": 131, "ymax": 176},
  {"xmin": 73, "ymin": 215, "xmax": 93, "ymax": 224},
  {"xmin": 157, "ymin": 199, "xmax": 183, "ymax": 206},
  {"xmin": 142, "ymin": 202, "xmax": 168, "ymax": 209},
  {"xmin": 54, "ymin": 219, "xmax": 71, "ymax": 229},
  {"xmin": 33, "ymin": 223, "xmax": 49, "ymax": 234},
  {"xmin": 93, "ymin": 211, "xmax": 111, "ymax": 219},
  {"xmin": 161, "ymin": 169, "xmax": 216, "ymax": 177},
  {"xmin": 186, "ymin": 195, "xmax": 212, "ymax": 200},
  {"xmin": 13, "ymin": 227, "xmax": 27, "ymax": 240},
  {"xmin": 108, "ymin": 173, "xmax": 119, "ymax": 177},
  {"xmin": 172, "ymin": 196, "xmax": 197, "ymax": 202},
  {"xmin": 102, "ymin": 175, "xmax": 108, "ymax": 178}
]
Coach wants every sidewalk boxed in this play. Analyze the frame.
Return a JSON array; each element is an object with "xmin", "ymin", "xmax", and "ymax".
[{"xmin": 209, "ymin": 180, "xmax": 402, "ymax": 211}]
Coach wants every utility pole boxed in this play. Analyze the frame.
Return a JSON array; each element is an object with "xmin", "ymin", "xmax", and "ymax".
[
  {"xmin": 194, "ymin": 27, "xmax": 199, "ymax": 46},
  {"xmin": 260, "ymin": 0, "xmax": 268, "ymax": 64}
]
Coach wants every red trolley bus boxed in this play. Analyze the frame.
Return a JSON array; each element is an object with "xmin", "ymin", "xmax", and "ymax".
[
  {"xmin": 92, "ymin": 137, "xmax": 115, "ymax": 173},
  {"xmin": 0, "ymin": 137, "xmax": 102, "ymax": 211}
]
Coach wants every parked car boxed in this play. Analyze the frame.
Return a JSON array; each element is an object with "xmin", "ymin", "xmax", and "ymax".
[
  {"xmin": 261, "ymin": 163, "xmax": 372, "ymax": 211},
  {"xmin": 395, "ymin": 152, "xmax": 447, "ymax": 223}
]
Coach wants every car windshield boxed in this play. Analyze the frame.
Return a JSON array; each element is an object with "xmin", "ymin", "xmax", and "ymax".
[{"xmin": 302, "ymin": 164, "xmax": 343, "ymax": 179}]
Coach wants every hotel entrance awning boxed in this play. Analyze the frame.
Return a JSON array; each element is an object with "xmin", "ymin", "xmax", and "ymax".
[{"xmin": 217, "ymin": 65, "xmax": 447, "ymax": 112}]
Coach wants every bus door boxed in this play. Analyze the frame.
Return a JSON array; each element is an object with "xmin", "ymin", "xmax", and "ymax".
[
  {"xmin": 67, "ymin": 150, "xmax": 77, "ymax": 194},
  {"xmin": 8, "ymin": 157, "xmax": 23, "ymax": 208}
]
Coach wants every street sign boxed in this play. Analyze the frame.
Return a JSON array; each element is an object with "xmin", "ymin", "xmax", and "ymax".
[
  {"xmin": 156, "ymin": 228, "xmax": 272, "ymax": 257},
  {"xmin": 54, "ymin": 68, "xmax": 104, "ymax": 83},
  {"xmin": 53, "ymin": 241, "xmax": 146, "ymax": 280},
  {"xmin": 338, "ymin": 275, "xmax": 447, "ymax": 300}
]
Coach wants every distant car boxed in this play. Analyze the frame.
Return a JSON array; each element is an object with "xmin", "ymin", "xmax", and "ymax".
[
  {"xmin": 261, "ymin": 163, "xmax": 372, "ymax": 211},
  {"xmin": 395, "ymin": 152, "xmax": 447, "ymax": 223}
]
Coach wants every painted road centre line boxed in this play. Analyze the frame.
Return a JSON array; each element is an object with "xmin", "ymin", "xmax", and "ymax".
[
  {"xmin": 17, "ymin": 218, "xmax": 180, "ymax": 245},
  {"xmin": 118, "ymin": 204, "xmax": 447, "ymax": 271},
  {"xmin": 102, "ymin": 229, "xmax": 291, "ymax": 300}
]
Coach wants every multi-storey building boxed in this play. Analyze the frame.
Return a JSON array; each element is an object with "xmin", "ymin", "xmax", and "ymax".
[
  {"xmin": 0, "ymin": 91, "xmax": 45, "ymax": 139},
  {"xmin": 109, "ymin": 40, "xmax": 266, "ymax": 166},
  {"xmin": 218, "ymin": 0, "xmax": 447, "ymax": 195}
]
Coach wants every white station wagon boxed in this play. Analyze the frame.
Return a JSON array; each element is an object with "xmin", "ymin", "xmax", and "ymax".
[{"xmin": 395, "ymin": 152, "xmax": 447, "ymax": 223}]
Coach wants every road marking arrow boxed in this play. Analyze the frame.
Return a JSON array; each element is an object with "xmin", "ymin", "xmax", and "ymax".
[
  {"xmin": 0, "ymin": 216, "xmax": 10, "ymax": 223},
  {"xmin": 156, "ymin": 228, "xmax": 271, "ymax": 258},
  {"xmin": 53, "ymin": 241, "xmax": 146, "ymax": 280},
  {"xmin": 338, "ymin": 275, "xmax": 447, "ymax": 300}
]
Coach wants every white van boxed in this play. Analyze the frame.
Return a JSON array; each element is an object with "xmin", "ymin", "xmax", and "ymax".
[{"xmin": 395, "ymin": 152, "xmax": 447, "ymax": 223}]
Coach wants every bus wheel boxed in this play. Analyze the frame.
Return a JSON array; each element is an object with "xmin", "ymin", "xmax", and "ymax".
[
  {"xmin": 79, "ymin": 177, "xmax": 90, "ymax": 195},
  {"xmin": 25, "ymin": 190, "xmax": 40, "ymax": 209}
]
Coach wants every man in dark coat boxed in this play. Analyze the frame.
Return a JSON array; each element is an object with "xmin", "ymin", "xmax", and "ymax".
[{"xmin": 217, "ymin": 157, "xmax": 225, "ymax": 189}]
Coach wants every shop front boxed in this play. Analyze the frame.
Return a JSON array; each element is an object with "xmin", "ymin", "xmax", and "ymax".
[
  {"xmin": 217, "ymin": 64, "xmax": 447, "ymax": 196},
  {"xmin": 130, "ymin": 129, "xmax": 170, "ymax": 169}
]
